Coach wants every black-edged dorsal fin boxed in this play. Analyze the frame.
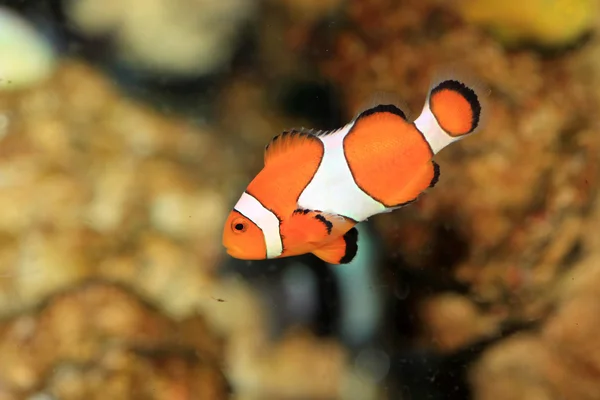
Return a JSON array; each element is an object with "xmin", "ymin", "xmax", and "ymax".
[
  {"xmin": 354, "ymin": 91, "xmax": 410, "ymax": 121},
  {"xmin": 296, "ymin": 126, "xmax": 342, "ymax": 138},
  {"xmin": 264, "ymin": 129, "xmax": 322, "ymax": 166},
  {"xmin": 264, "ymin": 122, "xmax": 350, "ymax": 165}
]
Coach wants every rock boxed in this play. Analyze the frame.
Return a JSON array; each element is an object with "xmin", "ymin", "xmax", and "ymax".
[
  {"xmin": 470, "ymin": 334, "xmax": 561, "ymax": 400},
  {"xmin": 0, "ymin": 282, "xmax": 227, "ymax": 399},
  {"xmin": 317, "ymin": 0, "xmax": 600, "ymax": 324},
  {"xmin": 418, "ymin": 293, "xmax": 499, "ymax": 352},
  {"xmin": 471, "ymin": 253, "xmax": 600, "ymax": 399},
  {"xmin": 458, "ymin": 0, "xmax": 598, "ymax": 48},
  {"xmin": 0, "ymin": 60, "xmax": 235, "ymax": 318},
  {"xmin": 63, "ymin": 0, "xmax": 258, "ymax": 76},
  {"xmin": 0, "ymin": 7, "xmax": 57, "ymax": 90}
]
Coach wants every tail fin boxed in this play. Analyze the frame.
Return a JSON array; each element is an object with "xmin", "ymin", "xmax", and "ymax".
[{"xmin": 414, "ymin": 72, "xmax": 488, "ymax": 154}]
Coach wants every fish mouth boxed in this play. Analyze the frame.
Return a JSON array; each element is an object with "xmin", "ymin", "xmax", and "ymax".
[
  {"xmin": 225, "ymin": 246, "xmax": 261, "ymax": 261},
  {"xmin": 225, "ymin": 246, "xmax": 243, "ymax": 259}
]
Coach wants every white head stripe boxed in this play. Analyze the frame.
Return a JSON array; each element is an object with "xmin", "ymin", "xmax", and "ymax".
[
  {"xmin": 413, "ymin": 101, "xmax": 460, "ymax": 154},
  {"xmin": 234, "ymin": 192, "xmax": 283, "ymax": 258}
]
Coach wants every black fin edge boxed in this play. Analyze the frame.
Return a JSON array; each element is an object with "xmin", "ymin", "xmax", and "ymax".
[
  {"xmin": 339, "ymin": 227, "xmax": 359, "ymax": 264},
  {"xmin": 265, "ymin": 129, "xmax": 316, "ymax": 152},
  {"xmin": 429, "ymin": 161, "xmax": 440, "ymax": 188},
  {"xmin": 314, "ymin": 214, "xmax": 333, "ymax": 235},
  {"xmin": 430, "ymin": 80, "xmax": 481, "ymax": 133},
  {"xmin": 358, "ymin": 104, "xmax": 407, "ymax": 120},
  {"xmin": 270, "ymin": 127, "xmax": 340, "ymax": 143},
  {"xmin": 293, "ymin": 208, "xmax": 311, "ymax": 215}
]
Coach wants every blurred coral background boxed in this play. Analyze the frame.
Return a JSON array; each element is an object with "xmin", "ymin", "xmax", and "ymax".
[{"xmin": 0, "ymin": 0, "xmax": 599, "ymax": 399}]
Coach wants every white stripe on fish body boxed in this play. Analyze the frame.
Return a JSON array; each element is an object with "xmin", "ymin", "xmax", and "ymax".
[
  {"xmin": 413, "ymin": 99, "xmax": 462, "ymax": 154},
  {"xmin": 234, "ymin": 191, "xmax": 283, "ymax": 258},
  {"xmin": 297, "ymin": 122, "xmax": 387, "ymax": 222}
]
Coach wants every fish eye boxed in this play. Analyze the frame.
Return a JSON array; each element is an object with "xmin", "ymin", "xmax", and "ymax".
[{"xmin": 232, "ymin": 218, "xmax": 248, "ymax": 233}]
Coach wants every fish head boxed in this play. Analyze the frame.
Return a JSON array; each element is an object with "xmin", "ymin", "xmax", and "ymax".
[{"xmin": 222, "ymin": 209, "xmax": 268, "ymax": 260}]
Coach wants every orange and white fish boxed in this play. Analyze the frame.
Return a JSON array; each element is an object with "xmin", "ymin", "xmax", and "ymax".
[{"xmin": 222, "ymin": 76, "xmax": 486, "ymax": 265}]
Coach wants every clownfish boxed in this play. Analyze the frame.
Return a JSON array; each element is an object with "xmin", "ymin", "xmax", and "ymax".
[{"xmin": 222, "ymin": 75, "xmax": 486, "ymax": 265}]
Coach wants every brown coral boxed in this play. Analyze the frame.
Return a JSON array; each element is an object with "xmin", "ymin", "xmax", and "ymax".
[
  {"xmin": 318, "ymin": 0, "xmax": 600, "ymax": 330},
  {"xmin": 0, "ymin": 60, "xmax": 236, "ymax": 318},
  {"xmin": 0, "ymin": 281, "xmax": 226, "ymax": 399}
]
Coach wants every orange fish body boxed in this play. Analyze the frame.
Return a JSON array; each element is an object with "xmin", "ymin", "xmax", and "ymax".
[{"xmin": 223, "ymin": 77, "xmax": 486, "ymax": 265}]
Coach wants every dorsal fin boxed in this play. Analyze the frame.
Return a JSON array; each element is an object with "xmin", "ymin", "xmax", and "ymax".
[
  {"xmin": 294, "ymin": 126, "xmax": 342, "ymax": 138},
  {"xmin": 357, "ymin": 104, "xmax": 407, "ymax": 120},
  {"xmin": 264, "ymin": 129, "xmax": 324, "ymax": 166},
  {"xmin": 354, "ymin": 91, "xmax": 410, "ymax": 121}
]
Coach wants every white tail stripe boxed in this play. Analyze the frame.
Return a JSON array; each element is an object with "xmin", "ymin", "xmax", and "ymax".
[
  {"xmin": 297, "ymin": 123, "xmax": 387, "ymax": 221},
  {"xmin": 414, "ymin": 102, "xmax": 460, "ymax": 154},
  {"xmin": 234, "ymin": 192, "xmax": 283, "ymax": 258}
]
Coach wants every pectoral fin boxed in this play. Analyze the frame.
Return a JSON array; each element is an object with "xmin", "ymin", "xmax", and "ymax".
[{"xmin": 281, "ymin": 209, "xmax": 337, "ymax": 245}]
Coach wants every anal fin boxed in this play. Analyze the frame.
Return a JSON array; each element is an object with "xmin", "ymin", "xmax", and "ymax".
[{"xmin": 312, "ymin": 227, "xmax": 359, "ymax": 265}]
